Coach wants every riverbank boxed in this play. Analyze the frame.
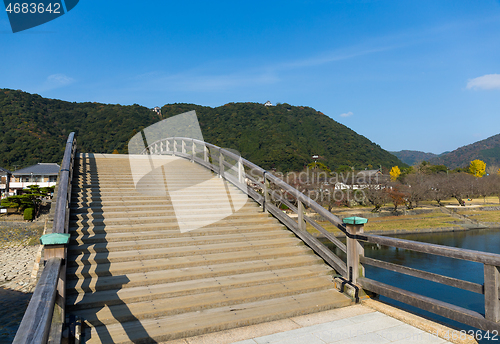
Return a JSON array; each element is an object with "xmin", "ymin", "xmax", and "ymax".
[
  {"xmin": 305, "ymin": 203, "xmax": 500, "ymax": 239},
  {"xmin": 0, "ymin": 217, "xmax": 45, "ymax": 343}
]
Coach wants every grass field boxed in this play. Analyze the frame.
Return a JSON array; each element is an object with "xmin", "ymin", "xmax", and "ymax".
[
  {"xmin": 303, "ymin": 196, "xmax": 500, "ymax": 237},
  {"xmin": 307, "ymin": 211, "xmax": 458, "ymax": 236},
  {"xmin": 456, "ymin": 208, "xmax": 500, "ymax": 223}
]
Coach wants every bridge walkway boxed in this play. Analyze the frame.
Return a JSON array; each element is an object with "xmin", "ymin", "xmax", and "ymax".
[{"xmin": 66, "ymin": 153, "xmax": 352, "ymax": 343}]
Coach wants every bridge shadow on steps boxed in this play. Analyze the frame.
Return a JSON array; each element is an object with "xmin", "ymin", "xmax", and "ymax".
[{"xmin": 68, "ymin": 156, "xmax": 157, "ymax": 344}]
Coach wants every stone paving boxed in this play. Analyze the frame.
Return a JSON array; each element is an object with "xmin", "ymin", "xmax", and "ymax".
[{"xmin": 232, "ymin": 311, "xmax": 452, "ymax": 344}]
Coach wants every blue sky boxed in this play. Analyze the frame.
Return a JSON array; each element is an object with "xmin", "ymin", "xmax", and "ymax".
[{"xmin": 1, "ymin": 0, "xmax": 500, "ymax": 154}]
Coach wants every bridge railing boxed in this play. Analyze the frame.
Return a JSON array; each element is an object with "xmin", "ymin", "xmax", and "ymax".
[
  {"xmin": 141, "ymin": 137, "xmax": 349, "ymax": 276},
  {"xmin": 355, "ymin": 231, "xmax": 500, "ymax": 332},
  {"xmin": 143, "ymin": 137, "xmax": 500, "ymax": 333},
  {"xmin": 14, "ymin": 132, "xmax": 77, "ymax": 344}
]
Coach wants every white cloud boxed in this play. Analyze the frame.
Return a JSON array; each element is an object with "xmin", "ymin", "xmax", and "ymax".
[
  {"xmin": 466, "ymin": 74, "xmax": 500, "ymax": 90},
  {"xmin": 37, "ymin": 74, "xmax": 75, "ymax": 92},
  {"xmin": 340, "ymin": 111, "xmax": 353, "ymax": 117},
  {"xmin": 47, "ymin": 74, "xmax": 74, "ymax": 86}
]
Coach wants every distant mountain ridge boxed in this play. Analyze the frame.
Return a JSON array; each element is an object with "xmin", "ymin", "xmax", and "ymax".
[
  {"xmin": 390, "ymin": 150, "xmax": 439, "ymax": 166},
  {"xmin": 429, "ymin": 133, "xmax": 500, "ymax": 169},
  {"xmin": 0, "ymin": 89, "xmax": 403, "ymax": 172}
]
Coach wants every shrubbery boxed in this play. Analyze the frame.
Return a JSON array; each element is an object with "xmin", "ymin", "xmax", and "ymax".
[{"xmin": 23, "ymin": 207, "xmax": 33, "ymax": 221}]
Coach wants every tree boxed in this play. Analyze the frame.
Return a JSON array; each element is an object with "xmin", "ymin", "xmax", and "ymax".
[
  {"xmin": 446, "ymin": 173, "xmax": 473, "ymax": 206},
  {"xmin": 390, "ymin": 166, "xmax": 401, "ymax": 181},
  {"xmin": 469, "ymin": 159, "xmax": 486, "ymax": 178},
  {"xmin": 427, "ymin": 174, "xmax": 449, "ymax": 206},
  {"xmin": 387, "ymin": 182, "xmax": 408, "ymax": 212},
  {"xmin": 364, "ymin": 181, "xmax": 390, "ymax": 212},
  {"xmin": 0, "ymin": 185, "xmax": 54, "ymax": 218},
  {"xmin": 404, "ymin": 174, "xmax": 430, "ymax": 209}
]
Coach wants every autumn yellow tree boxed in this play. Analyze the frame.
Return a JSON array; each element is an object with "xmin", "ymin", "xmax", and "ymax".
[
  {"xmin": 390, "ymin": 166, "xmax": 401, "ymax": 181},
  {"xmin": 469, "ymin": 159, "xmax": 486, "ymax": 178}
]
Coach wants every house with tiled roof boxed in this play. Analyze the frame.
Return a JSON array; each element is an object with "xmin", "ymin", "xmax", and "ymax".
[{"xmin": 9, "ymin": 163, "xmax": 60, "ymax": 194}]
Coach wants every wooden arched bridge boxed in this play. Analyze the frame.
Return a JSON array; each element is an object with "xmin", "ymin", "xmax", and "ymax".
[{"xmin": 13, "ymin": 133, "xmax": 500, "ymax": 343}]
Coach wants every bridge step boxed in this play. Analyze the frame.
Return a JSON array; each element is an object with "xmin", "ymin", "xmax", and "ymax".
[
  {"xmin": 83, "ymin": 289, "xmax": 350, "ymax": 344},
  {"xmin": 66, "ymin": 248, "xmax": 315, "ymax": 279},
  {"xmin": 67, "ymin": 230, "xmax": 294, "ymax": 253},
  {"xmin": 67, "ymin": 154, "xmax": 351, "ymax": 344},
  {"xmin": 76, "ymin": 276, "xmax": 335, "ymax": 327},
  {"xmin": 68, "ymin": 237, "xmax": 301, "ymax": 266},
  {"xmin": 69, "ymin": 223, "xmax": 286, "ymax": 244},
  {"xmin": 69, "ymin": 221, "xmax": 281, "ymax": 237},
  {"xmin": 69, "ymin": 216, "xmax": 279, "ymax": 234},
  {"xmin": 66, "ymin": 254, "xmax": 324, "ymax": 294},
  {"xmin": 66, "ymin": 265, "xmax": 333, "ymax": 310}
]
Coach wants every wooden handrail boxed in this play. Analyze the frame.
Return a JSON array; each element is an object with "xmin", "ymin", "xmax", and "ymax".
[
  {"xmin": 361, "ymin": 232, "xmax": 500, "ymax": 266},
  {"xmin": 14, "ymin": 132, "xmax": 77, "ymax": 344},
  {"xmin": 13, "ymin": 258, "xmax": 62, "ymax": 344}
]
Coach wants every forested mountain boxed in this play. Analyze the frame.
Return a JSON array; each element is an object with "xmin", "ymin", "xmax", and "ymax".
[
  {"xmin": 0, "ymin": 89, "xmax": 403, "ymax": 171},
  {"xmin": 429, "ymin": 133, "xmax": 500, "ymax": 169},
  {"xmin": 161, "ymin": 103, "xmax": 402, "ymax": 171},
  {"xmin": 390, "ymin": 150, "xmax": 439, "ymax": 166},
  {"xmin": 0, "ymin": 89, "xmax": 160, "ymax": 169}
]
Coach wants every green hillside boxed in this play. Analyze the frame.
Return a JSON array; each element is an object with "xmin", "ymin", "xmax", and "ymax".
[
  {"xmin": 0, "ymin": 89, "xmax": 160, "ymax": 169},
  {"xmin": 161, "ymin": 103, "xmax": 402, "ymax": 171},
  {"xmin": 0, "ymin": 89, "xmax": 403, "ymax": 172}
]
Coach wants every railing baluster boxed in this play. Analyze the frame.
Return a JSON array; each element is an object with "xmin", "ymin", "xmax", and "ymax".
[
  {"xmin": 262, "ymin": 171, "xmax": 269, "ymax": 212},
  {"xmin": 218, "ymin": 149, "xmax": 224, "ymax": 178},
  {"xmin": 238, "ymin": 157, "xmax": 244, "ymax": 184},
  {"xmin": 182, "ymin": 139, "xmax": 186, "ymax": 154},
  {"xmin": 191, "ymin": 139, "xmax": 195, "ymax": 162},
  {"xmin": 297, "ymin": 200, "xmax": 306, "ymax": 231}
]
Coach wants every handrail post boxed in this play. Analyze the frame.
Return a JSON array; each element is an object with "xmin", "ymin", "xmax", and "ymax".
[
  {"xmin": 238, "ymin": 157, "xmax": 244, "ymax": 184},
  {"xmin": 173, "ymin": 138, "xmax": 177, "ymax": 155},
  {"xmin": 484, "ymin": 265, "xmax": 500, "ymax": 322},
  {"xmin": 344, "ymin": 217, "xmax": 367, "ymax": 284},
  {"xmin": 191, "ymin": 139, "xmax": 195, "ymax": 162},
  {"xmin": 182, "ymin": 139, "xmax": 186, "ymax": 154},
  {"xmin": 262, "ymin": 171, "xmax": 270, "ymax": 212},
  {"xmin": 204, "ymin": 145, "xmax": 209, "ymax": 163},
  {"xmin": 219, "ymin": 148, "xmax": 224, "ymax": 178},
  {"xmin": 298, "ymin": 200, "xmax": 306, "ymax": 231}
]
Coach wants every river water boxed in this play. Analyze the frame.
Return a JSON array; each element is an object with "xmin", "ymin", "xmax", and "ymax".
[{"xmin": 328, "ymin": 228, "xmax": 500, "ymax": 342}]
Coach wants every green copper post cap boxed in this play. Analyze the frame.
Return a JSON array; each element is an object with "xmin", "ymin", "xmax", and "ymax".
[
  {"xmin": 40, "ymin": 233, "xmax": 71, "ymax": 246},
  {"xmin": 343, "ymin": 216, "xmax": 368, "ymax": 225}
]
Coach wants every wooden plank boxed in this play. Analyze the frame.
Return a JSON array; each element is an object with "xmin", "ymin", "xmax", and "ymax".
[
  {"xmin": 361, "ymin": 256, "xmax": 483, "ymax": 294},
  {"xmin": 484, "ymin": 265, "xmax": 500, "ymax": 322},
  {"xmin": 362, "ymin": 234, "xmax": 500, "ymax": 266},
  {"xmin": 13, "ymin": 258, "xmax": 62, "ymax": 344},
  {"xmin": 358, "ymin": 277, "xmax": 500, "ymax": 332}
]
